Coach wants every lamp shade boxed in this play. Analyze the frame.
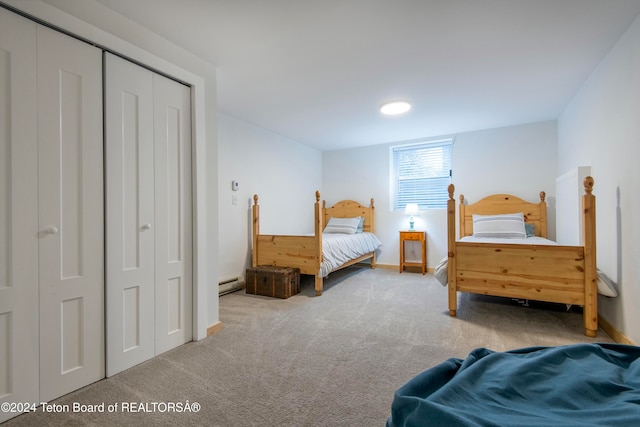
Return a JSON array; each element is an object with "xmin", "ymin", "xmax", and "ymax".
[{"xmin": 404, "ymin": 203, "xmax": 419, "ymax": 216}]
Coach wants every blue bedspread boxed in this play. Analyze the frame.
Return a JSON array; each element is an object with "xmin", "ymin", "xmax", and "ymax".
[{"xmin": 387, "ymin": 343, "xmax": 640, "ymax": 427}]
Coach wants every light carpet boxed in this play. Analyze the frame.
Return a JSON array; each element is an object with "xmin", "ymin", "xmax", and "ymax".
[{"xmin": 4, "ymin": 267, "xmax": 613, "ymax": 426}]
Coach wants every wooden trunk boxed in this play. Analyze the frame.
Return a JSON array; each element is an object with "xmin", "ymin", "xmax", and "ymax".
[{"xmin": 246, "ymin": 266, "xmax": 300, "ymax": 299}]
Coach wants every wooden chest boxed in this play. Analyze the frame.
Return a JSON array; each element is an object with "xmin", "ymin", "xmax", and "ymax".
[{"xmin": 245, "ymin": 266, "xmax": 300, "ymax": 299}]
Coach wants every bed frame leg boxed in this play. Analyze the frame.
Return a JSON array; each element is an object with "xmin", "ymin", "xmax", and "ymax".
[
  {"xmin": 448, "ymin": 285, "xmax": 457, "ymax": 317},
  {"xmin": 315, "ymin": 275, "xmax": 323, "ymax": 296},
  {"xmin": 584, "ymin": 308, "xmax": 597, "ymax": 337}
]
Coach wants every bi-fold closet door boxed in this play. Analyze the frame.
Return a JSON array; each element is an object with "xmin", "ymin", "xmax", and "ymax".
[
  {"xmin": 0, "ymin": 11, "xmax": 40, "ymax": 418},
  {"xmin": 1, "ymin": 9, "xmax": 104, "ymax": 421},
  {"xmin": 1, "ymin": 8, "xmax": 193, "ymax": 422},
  {"xmin": 105, "ymin": 53, "xmax": 193, "ymax": 377}
]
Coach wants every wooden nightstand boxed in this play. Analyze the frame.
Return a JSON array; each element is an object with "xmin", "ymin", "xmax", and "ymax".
[{"xmin": 399, "ymin": 230, "xmax": 427, "ymax": 274}]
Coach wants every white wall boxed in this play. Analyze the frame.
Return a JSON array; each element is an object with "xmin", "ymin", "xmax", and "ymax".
[
  {"xmin": 323, "ymin": 121, "xmax": 557, "ymax": 268},
  {"xmin": 4, "ymin": 0, "xmax": 219, "ymax": 338},
  {"xmin": 217, "ymin": 114, "xmax": 322, "ymax": 283},
  {"xmin": 558, "ymin": 14, "xmax": 640, "ymax": 344}
]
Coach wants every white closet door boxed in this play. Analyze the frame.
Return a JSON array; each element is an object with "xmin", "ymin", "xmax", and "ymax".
[
  {"xmin": 0, "ymin": 10, "xmax": 39, "ymax": 422},
  {"xmin": 37, "ymin": 26, "xmax": 104, "ymax": 401},
  {"xmin": 153, "ymin": 74, "xmax": 192, "ymax": 355},
  {"xmin": 106, "ymin": 54, "xmax": 193, "ymax": 375},
  {"xmin": 105, "ymin": 53, "xmax": 156, "ymax": 376}
]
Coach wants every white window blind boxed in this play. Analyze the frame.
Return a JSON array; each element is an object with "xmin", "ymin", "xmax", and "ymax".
[{"xmin": 392, "ymin": 139, "xmax": 453, "ymax": 210}]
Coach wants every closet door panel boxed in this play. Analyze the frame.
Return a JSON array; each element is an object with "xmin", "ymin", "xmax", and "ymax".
[
  {"xmin": 37, "ymin": 25, "xmax": 104, "ymax": 402},
  {"xmin": 153, "ymin": 74, "xmax": 192, "ymax": 354},
  {"xmin": 0, "ymin": 10, "xmax": 38, "ymax": 422},
  {"xmin": 105, "ymin": 53, "xmax": 155, "ymax": 376}
]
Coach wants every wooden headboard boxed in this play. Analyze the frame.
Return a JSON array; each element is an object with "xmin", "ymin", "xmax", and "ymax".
[
  {"xmin": 322, "ymin": 197, "xmax": 375, "ymax": 234},
  {"xmin": 456, "ymin": 190, "xmax": 547, "ymax": 238}
]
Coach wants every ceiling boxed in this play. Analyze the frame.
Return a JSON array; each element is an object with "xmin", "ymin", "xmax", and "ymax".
[{"xmin": 51, "ymin": 1, "xmax": 640, "ymax": 150}]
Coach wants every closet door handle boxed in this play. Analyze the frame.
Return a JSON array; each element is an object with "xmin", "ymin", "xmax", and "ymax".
[
  {"xmin": 141, "ymin": 223, "xmax": 152, "ymax": 231},
  {"xmin": 45, "ymin": 226, "xmax": 59, "ymax": 235}
]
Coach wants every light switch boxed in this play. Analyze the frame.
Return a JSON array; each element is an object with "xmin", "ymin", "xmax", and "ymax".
[
  {"xmin": 231, "ymin": 180, "xmax": 239, "ymax": 191},
  {"xmin": 232, "ymin": 195, "xmax": 238, "ymax": 205}
]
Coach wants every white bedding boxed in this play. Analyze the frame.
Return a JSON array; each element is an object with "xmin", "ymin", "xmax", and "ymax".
[
  {"xmin": 434, "ymin": 236, "xmax": 617, "ymax": 297},
  {"xmin": 320, "ymin": 232, "xmax": 382, "ymax": 277},
  {"xmin": 458, "ymin": 236, "xmax": 557, "ymax": 245}
]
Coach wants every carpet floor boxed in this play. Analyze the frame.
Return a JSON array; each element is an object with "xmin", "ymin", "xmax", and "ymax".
[{"xmin": 4, "ymin": 267, "xmax": 612, "ymax": 426}]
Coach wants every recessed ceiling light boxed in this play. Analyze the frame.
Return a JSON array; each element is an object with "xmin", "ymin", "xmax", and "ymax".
[{"xmin": 380, "ymin": 100, "xmax": 411, "ymax": 115}]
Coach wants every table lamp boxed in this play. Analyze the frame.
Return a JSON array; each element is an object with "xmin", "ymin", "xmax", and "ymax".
[{"xmin": 405, "ymin": 203, "xmax": 419, "ymax": 231}]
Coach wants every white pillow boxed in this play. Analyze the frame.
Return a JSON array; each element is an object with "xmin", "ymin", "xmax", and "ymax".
[
  {"xmin": 323, "ymin": 217, "xmax": 360, "ymax": 234},
  {"xmin": 472, "ymin": 213, "xmax": 526, "ymax": 239}
]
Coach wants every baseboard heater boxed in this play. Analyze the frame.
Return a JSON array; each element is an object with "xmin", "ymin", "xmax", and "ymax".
[{"xmin": 219, "ymin": 276, "xmax": 244, "ymax": 296}]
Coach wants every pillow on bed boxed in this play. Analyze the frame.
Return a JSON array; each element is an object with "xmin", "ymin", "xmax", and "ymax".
[
  {"xmin": 356, "ymin": 217, "xmax": 365, "ymax": 233},
  {"xmin": 525, "ymin": 222, "xmax": 535, "ymax": 237},
  {"xmin": 324, "ymin": 217, "xmax": 361, "ymax": 234},
  {"xmin": 472, "ymin": 213, "xmax": 526, "ymax": 239}
]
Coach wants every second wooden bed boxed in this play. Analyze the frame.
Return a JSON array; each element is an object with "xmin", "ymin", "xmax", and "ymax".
[
  {"xmin": 252, "ymin": 191, "xmax": 377, "ymax": 296},
  {"xmin": 447, "ymin": 177, "xmax": 598, "ymax": 337}
]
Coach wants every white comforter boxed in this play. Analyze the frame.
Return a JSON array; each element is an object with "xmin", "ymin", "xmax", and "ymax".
[{"xmin": 320, "ymin": 232, "xmax": 382, "ymax": 277}]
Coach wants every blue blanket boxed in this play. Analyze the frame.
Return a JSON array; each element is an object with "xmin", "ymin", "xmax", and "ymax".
[{"xmin": 387, "ymin": 343, "xmax": 640, "ymax": 427}]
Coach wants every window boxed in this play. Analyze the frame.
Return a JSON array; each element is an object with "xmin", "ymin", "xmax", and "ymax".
[{"xmin": 391, "ymin": 139, "xmax": 453, "ymax": 210}]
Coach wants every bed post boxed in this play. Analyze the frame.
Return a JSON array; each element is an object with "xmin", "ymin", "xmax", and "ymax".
[
  {"xmin": 370, "ymin": 198, "xmax": 377, "ymax": 268},
  {"xmin": 252, "ymin": 194, "xmax": 259, "ymax": 268},
  {"xmin": 447, "ymin": 184, "xmax": 457, "ymax": 316},
  {"xmin": 314, "ymin": 191, "xmax": 324, "ymax": 296},
  {"xmin": 539, "ymin": 191, "xmax": 547, "ymax": 238},
  {"xmin": 459, "ymin": 195, "xmax": 466, "ymax": 237},
  {"xmin": 582, "ymin": 176, "xmax": 597, "ymax": 337}
]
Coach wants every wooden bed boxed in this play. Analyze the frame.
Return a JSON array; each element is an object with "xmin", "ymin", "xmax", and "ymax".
[
  {"xmin": 252, "ymin": 191, "xmax": 377, "ymax": 296},
  {"xmin": 446, "ymin": 177, "xmax": 598, "ymax": 337}
]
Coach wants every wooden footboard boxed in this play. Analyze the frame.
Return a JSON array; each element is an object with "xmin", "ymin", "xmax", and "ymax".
[
  {"xmin": 253, "ymin": 235, "xmax": 320, "ymax": 275},
  {"xmin": 447, "ymin": 178, "xmax": 597, "ymax": 337}
]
